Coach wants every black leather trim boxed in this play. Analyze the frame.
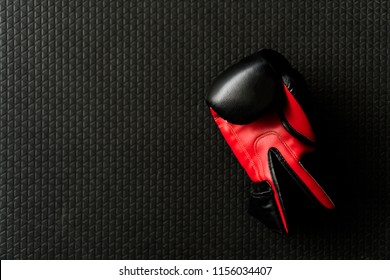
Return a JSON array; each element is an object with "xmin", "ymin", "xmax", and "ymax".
[
  {"xmin": 267, "ymin": 149, "xmax": 288, "ymax": 223},
  {"xmin": 248, "ymin": 181, "xmax": 284, "ymax": 232},
  {"xmin": 268, "ymin": 148, "xmax": 323, "ymax": 208},
  {"xmin": 282, "ymin": 70, "xmax": 310, "ymax": 109}
]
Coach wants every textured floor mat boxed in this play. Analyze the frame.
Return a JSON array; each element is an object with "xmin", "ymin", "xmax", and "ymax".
[{"xmin": 0, "ymin": 0, "xmax": 389, "ymax": 259}]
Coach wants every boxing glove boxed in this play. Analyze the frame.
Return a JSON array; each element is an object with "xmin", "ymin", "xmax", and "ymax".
[{"xmin": 206, "ymin": 49, "xmax": 335, "ymax": 233}]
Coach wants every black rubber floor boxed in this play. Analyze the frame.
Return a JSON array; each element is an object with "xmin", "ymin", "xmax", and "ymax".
[{"xmin": 0, "ymin": 1, "xmax": 389, "ymax": 259}]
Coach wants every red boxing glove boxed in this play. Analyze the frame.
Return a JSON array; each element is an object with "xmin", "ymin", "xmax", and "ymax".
[{"xmin": 206, "ymin": 50, "xmax": 335, "ymax": 233}]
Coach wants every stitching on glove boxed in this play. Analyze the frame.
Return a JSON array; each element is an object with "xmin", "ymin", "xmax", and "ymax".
[
  {"xmin": 253, "ymin": 131, "xmax": 299, "ymax": 162},
  {"xmin": 218, "ymin": 122, "xmax": 263, "ymax": 181}
]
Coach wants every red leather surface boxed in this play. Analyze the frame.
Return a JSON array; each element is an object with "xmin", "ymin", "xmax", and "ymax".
[
  {"xmin": 283, "ymin": 85, "xmax": 316, "ymax": 142},
  {"xmin": 211, "ymin": 85, "xmax": 335, "ymax": 232}
]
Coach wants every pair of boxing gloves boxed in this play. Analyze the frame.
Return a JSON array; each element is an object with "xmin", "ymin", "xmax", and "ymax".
[{"xmin": 206, "ymin": 49, "xmax": 335, "ymax": 233}]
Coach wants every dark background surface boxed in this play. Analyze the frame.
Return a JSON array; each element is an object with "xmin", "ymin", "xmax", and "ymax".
[{"xmin": 0, "ymin": 0, "xmax": 389, "ymax": 259}]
